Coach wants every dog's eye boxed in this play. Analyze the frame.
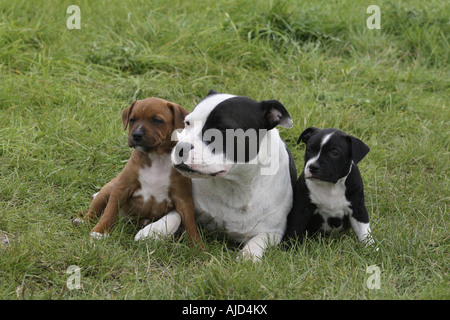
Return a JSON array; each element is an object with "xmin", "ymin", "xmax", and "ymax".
[
  {"xmin": 330, "ymin": 149, "xmax": 340, "ymax": 157},
  {"xmin": 151, "ymin": 118, "xmax": 163, "ymax": 125},
  {"xmin": 306, "ymin": 147, "xmax": 312, "ymax": 153},
  {"xmin": 129, "ymin": 117, "xmax": 136, "ymax": 124},
  {"xmin": 185, "ymin": 120, "xmax": 190, "ymax": 126}
]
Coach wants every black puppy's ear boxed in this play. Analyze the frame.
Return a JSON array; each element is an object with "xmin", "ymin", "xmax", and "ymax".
[
  {"xmin": 207, "ymin": 89, "xmax": 218, "ymax": 96},
  {"xmin": 347, "ymin": 135, "xmax": 370, "ymax": 164},
  {"xmin": 260, "ymin": 100, "xmax": 293, "ymax": 130},
  {"xmin": 297, "ymin": 127, "xmax": 319, "ymax": 144}
]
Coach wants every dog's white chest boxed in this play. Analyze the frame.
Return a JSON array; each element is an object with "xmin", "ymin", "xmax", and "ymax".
[
  {"xmin": 306, "ymin": 177, "xmax": 351, "ymax": 219},
  {"xmin": 134, "ymin": 154, "xmax": 172, "ymax": 204}
]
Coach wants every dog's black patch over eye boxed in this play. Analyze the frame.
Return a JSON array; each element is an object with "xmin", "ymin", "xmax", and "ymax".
[{"xmin": 151, "ymin": 118, "xmax": 163, "ymax": 125}]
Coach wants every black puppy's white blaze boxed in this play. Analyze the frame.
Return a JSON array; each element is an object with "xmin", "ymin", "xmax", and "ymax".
[{"xmin": 304, "ymin": 132, "xmax": 335, "ymax": 179}]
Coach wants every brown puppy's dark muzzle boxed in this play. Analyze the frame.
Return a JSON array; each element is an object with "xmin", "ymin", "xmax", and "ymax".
[
  {"xmin": 128, "ymin": 130, "xmax": 160, "ymax": 152},
  {"xmin": 132, "ymin": 130, "xmax": 144, "ymax": 142}
]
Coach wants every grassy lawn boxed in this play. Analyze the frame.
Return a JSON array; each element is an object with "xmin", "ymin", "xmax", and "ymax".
[{"xmin": 0, "ymin": 0, "xmax": 448, "ymax": 300}]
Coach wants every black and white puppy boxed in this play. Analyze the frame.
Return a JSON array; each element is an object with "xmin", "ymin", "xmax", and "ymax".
[
  {"xmin": 284, "ymin": 127, "xmax": 374, "ymax": 246},
  {"xmin": 161, "ymin": 90, "xmax": 296, "ymax": 260}
]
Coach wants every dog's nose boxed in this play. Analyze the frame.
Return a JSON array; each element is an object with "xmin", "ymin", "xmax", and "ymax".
[
  {"xmin": 132, "ymin": 130, "xmax": 144, "ymax": 141},
  {"xmin": 309, "ymin": 163, "xmax": 320, "ymax": 174},
  {"xmin": 174, "ymin": 142, "xmax": 193, "ymax": 163}
]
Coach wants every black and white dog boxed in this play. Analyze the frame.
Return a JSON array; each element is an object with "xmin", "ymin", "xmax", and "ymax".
[
  {"xmin": 151, "ymin": 90, "xmax": 296, "ymax": 260},
  {"xmin": 284, "ymin": 127, "xmax": 374, "ymax": 246}
]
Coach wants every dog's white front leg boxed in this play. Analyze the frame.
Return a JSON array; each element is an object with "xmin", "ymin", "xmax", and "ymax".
[
  {"xmin": 135, "ymin": 211, "xmax": 182, "ymax": 241},
  {"xmin": 239, "ymin": 232, "xmax": 282, "ymax": 262},
  {"xmin": 350, "ymin": 217, "xmax": 374, "ymax": 246}
]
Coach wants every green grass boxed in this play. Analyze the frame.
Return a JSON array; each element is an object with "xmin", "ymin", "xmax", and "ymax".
[{"xmin": 0, "ymin": 0, "xmax": 448, "ymax": 300}]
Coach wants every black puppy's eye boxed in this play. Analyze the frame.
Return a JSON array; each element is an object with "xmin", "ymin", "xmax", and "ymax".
[
  {"xmin": 306, "ymin": 147, "xmax": 312, "ymax": 153},
  {"xmin": 330, "ymin": 149, "xmax": 340, "ymax": 157},
  {"xmin": 151, "ymin": 118, "xmax": 163, "ymax": 125}
]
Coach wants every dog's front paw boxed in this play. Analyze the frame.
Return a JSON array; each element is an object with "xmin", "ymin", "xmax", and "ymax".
[
  {"xmin": 236, "ymin": 248, "xmax": 262, "ymax": 262},
  {"xmin": 363, "ymin": 236, "xmax": 375, "ymax": 247},
  {"xmin": 135, "ymin": 211, "xmax": 181, "ymax": 242},
  {"xmin": 90, "ymin": 231, "xmax": 108, "ymax": 240},
  {"xmin": 361, "ymin": 235, "xmax": 380, "ymax": 252},
  {"xmin": 72, "ymin": 217, "xmax": 85, "ymax": 227},
  {"xmin": 134, "ymin": 226, "xmax": 161, "ymax": 241},
  {"xmin": 359, "ymin": 232, "xmax": 375, "ymax": 247}
]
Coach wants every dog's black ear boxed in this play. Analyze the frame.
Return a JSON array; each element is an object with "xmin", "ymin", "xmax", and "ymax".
[
  {"xmin": 207, "ymin": 89, "xmax": 218, "ymax": 96},
  {"xmin": 122, "ymin": 101, "xmax": 136, "ymax": 130},
  {"xmin": 297, "ymin": 127, "xmax": 319, "ymax": 144},
  {"xmin": 260, "ymin": 100, "xmax": 293, "ymax": 130},
  {"xmin": 347, "ymin": 135, "xmax": 370, "ymax": 164}
]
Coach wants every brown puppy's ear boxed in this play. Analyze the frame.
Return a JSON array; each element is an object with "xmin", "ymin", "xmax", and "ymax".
[
  {"xmin": 122, "ymin": 101, "xmax": 136, "ymax": 130},
  {"xmin": 168, "ymin": 102, "xmax": 189, "ymax": 130}
]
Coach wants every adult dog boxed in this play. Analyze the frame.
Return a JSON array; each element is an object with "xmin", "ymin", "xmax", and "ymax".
[{"xmin": 145, "ymin": 90, "xmax": 296, "ymax": 260}]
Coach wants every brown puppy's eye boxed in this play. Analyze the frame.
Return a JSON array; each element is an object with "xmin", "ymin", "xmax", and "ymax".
[
  {"xmin": 129, "ymin": 117, "xmax": 136, "ymax": 124},
  {"xmin": 151, "ymin": 118, "xmax": 163, "ymax": 125}
]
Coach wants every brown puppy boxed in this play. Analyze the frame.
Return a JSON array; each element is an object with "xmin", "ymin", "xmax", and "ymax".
[{"xmin": 74, "ymin": 98, "xmax": 201, "ymax": 245}]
